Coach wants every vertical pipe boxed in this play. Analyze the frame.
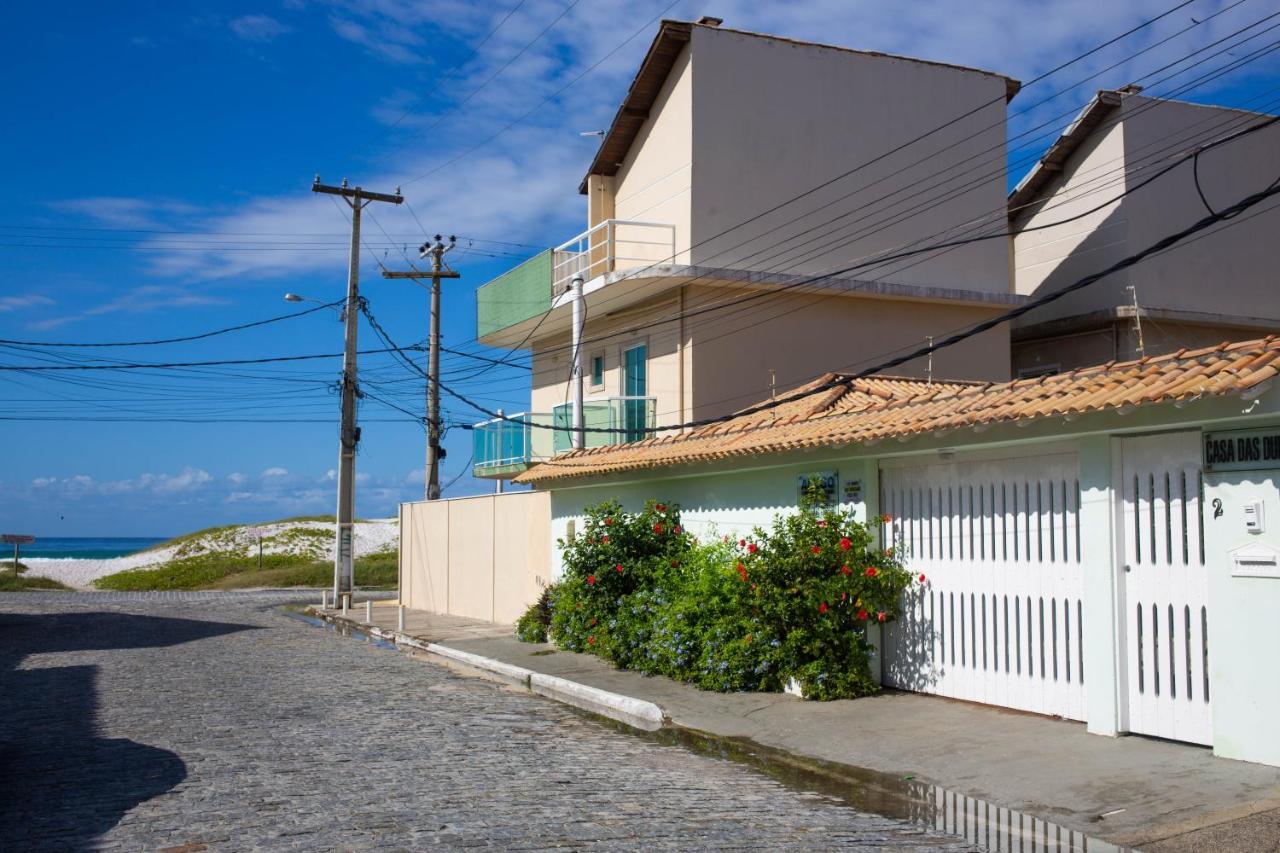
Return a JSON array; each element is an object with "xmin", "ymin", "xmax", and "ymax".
[{"xmin": 570, "ymin": 274, "xmax": 585, "ymax": 450}]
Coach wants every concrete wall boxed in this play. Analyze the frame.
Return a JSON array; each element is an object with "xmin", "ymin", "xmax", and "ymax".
[
  {"xmin": 689, "ymin": 26, "xmax": 1013, "ymax": 293},
  {"xmin": 400, "ymin": 491, "xmax": 550, "ymax": 624},
  {"xmin": 1203, "ymin": 464, "xmax": 1280, "ymax": 767},
  {"xmin": 1013, "ymin": 95, "xmax": 1280, "ymax": 352},
  {"xmin": 598, "ymin": 45, "xmax": 693, "ymax": 265}
]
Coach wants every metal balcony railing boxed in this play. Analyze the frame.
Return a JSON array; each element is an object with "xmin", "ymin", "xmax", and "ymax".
[{"xmin": 551, "ymin": 219, "xmax": 676, "ymax": 298}]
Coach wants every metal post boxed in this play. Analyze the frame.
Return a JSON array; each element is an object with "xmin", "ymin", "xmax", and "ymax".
[
  {"xmin": 12, "ymin": 543, "xmax": 18, "ymax": 576},
  {"xmin": 397, "ymin": 604, "xmax": 406, "ymax": 632},
  {"xmin": 321, "ymin": 589, "xmax": 328, "ymax": 609},
  {"xmin": 341, "ymin": 595, "xmax": 349, "ymax": 617},
  {"xmin": 570, "ymin": 274, "xmax": 585, "ymax": 450},
  {"xmin": 365, "ymin": 600, "xmax": 372, "ymax": 624}
]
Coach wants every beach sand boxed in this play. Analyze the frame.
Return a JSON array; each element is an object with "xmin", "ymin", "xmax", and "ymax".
[{"xmin": 22, "ymin": 519, "xmax": 400, "ymax": 589}]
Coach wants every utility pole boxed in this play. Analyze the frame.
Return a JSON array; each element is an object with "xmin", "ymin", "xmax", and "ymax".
[
  {"xmin": 383, "ymin": 235, "xmax": 460, "ymax": 500},
  {"xmin": 312, "ymin": 176, "xmax": 402, "ymax": 605}
]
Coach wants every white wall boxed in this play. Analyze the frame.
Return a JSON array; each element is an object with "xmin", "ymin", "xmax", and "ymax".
[
  {"xmin": 1203, "ymin": 466, "xmax": 1280, "ymax": 766},
  {"xmin": 689, "ymin": 26, "xmax": 1013, "ymax": 294}
]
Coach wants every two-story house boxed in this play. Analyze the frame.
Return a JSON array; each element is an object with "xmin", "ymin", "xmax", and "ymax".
[
  {"xmin": 472, "ymin": 17, "xmax": 1027, "ymax": 479},
  {"xmin": 1009, "ymin": 86, "xmax": 1280, "ymax": 376}
]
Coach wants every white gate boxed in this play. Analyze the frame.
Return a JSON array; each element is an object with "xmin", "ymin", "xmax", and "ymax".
[
  {"xmin": 1117, "ymin": 432, "xmax": 1212, "ymax": 745},
  {"xmin": 881, "ymin": 449, "xmax": 1086, "ymax": 721}
]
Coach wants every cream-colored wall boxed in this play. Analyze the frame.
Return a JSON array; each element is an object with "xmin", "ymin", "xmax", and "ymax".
[
  {"xmin": 686, "ymin": 283, "xmax": 1010, "ymax": 419},
  {"xmin": 1013, "ymin": 96, "xmax": 1280, "ymax": 337},
  {"xmin": 1012, "ymin": 115, "xmax": 1129, "ymax": 320},
  {"xmin": 606, "ymin": 45, "xmax": 693, "ymax": 265},
  {"xmin": 688, "ymin": 26, "xmax": 1012, "ymax": 293},
  {"xmin": 531, "ymin": 291, "xmax": 690, "ymax": 429},
  {"xmin": 399, "ymin": 491, "xmax": 550, "ymax": 624}
]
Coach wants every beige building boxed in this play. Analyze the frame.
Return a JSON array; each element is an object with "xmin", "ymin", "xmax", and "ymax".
[
  {"xmin": 1009, "ymin": 87, "xmax": 1280, "ymax": 376},
  {"xmin": 472, "ymin": 17, "xmax": 1024, "ymax": 479}
]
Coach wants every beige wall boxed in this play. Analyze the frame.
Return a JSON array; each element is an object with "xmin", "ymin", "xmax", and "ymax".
[
  {"xmin": 688, "ymin": 26, "xmax": 1013, "ymax": 294},
  {"xmin": 400, "ymin": 491, "xmax": 550, "ymax": 624},
  {"xmin": 603, "ymin": 45, "xmax": 693, "ymax": 265},
  {"xmin": 1013, "ymin": 95, "xmax": 1280, "ymax": 340}
]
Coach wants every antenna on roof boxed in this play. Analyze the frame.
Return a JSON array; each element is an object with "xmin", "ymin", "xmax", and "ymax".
[
  {"xmin": 579, "ymin": 130, "xmax": 605, "ymax": 137},
  {"xmin": 1117, "ymin": 83, "xmax": 1144, "ymax": 95}
]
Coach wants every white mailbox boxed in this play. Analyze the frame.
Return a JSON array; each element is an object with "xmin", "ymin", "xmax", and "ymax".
[{"xmin": 1231, "ymin": 542, "xmax": 1280, "ymax": 579}]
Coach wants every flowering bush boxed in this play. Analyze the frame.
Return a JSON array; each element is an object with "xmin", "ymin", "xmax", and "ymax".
[
  {"xmin": 533, "ymin": 488, "xmax": 915, "ymax": 700},
  {"xmin": 514, "ymin": 584, "xmax": 556, "ymax": 643}
]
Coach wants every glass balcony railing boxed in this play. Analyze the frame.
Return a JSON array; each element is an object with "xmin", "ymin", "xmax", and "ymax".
[
  {"xmin": 471, "ymin": 412, "xmax": 555, "ymax": 478},
  {"xmin": 551, "ymin": 396, "xmax": 657, "ymax": 454},
  {"xmin": 470, "ymin": 397, "xmax": 658, "ymax": 479}
]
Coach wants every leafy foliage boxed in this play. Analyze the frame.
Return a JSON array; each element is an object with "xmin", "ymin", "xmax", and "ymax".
[
  {"xmin": 547, "ymin": 489, "xmax": 915, "ymax": 700},
  {"xmin": 94, "ymin": 549, "xmax": 398, "ymax": 591},
  {"xmin": 514, "ymin": 584, "xmax": 557, "ymax": 643}
]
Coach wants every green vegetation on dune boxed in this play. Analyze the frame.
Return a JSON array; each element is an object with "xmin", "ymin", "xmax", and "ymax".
[
  {"xmin": 94, "ymin": 549, "xmax": 398, "ymax": 591},
  {"xmin": 0, "ymin": 574, "xmax": 71, "ymax": 591}
]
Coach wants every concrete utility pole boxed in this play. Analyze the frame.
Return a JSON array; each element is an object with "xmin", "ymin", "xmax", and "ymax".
[
  {"xmin": 383, "ymin": 235, "xmax": 460, "ymax": 500},
  {"xmin": 312, "ymin": 176, "xmax": 402, "ymax": 604}
]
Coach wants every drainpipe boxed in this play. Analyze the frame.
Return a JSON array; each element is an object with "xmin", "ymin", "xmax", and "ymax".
[{"xmin": 570, "ymin": 274, "xmax": 585, "ymax": 450}]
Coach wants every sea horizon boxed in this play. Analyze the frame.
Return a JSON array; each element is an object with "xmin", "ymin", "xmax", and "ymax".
[{"xmin": 14, "ymin": 536, "xmax": 170, "ymax": 560}]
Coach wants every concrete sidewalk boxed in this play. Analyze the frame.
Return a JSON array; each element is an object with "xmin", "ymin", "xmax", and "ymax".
[{"xmin": 313, "ymin": 600, "xmax": 1280, "ymax": 852}]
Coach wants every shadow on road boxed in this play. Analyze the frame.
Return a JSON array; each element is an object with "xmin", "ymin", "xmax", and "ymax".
[{"xmin": 0, "ymin": 610, "xmax": 259, "ymax": 850}]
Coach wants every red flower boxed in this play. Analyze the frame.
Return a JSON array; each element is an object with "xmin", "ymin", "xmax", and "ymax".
[
  {"xmin": 653, "ymin": 522, "xmax": 664, "ymax": 535},
  {"xmin": 918, "ymin": 573, "xmax": 927, "ymax": 583},
  {"xmin": 817, "ymin": 520, "xmax": 828, "ymax": 528},
  {"xmin": 864, "ymin": 566, "xmax": 878, "ymax": 578},
  {"xmin": 587, "ymin": 635, "xmax": 596, "ymax": 645},
  {"xmin": 655, "ymin": 503, "xmax": 667, "ymax": 512},
  {"xmin": 880, "ymin": 514, "xmax": 893, "ymax": 524},
  {"xmin": 840, "ymin": 537, "xmax": 852, "ymax": 551},
  {"xmin": 671, "ymin": 560, "xmax": 680, "ymax": 568},
  {"xmin": 877, "ymin": 611, "xmax": 887, "ymax": 622},
  {"xmin": 841, "ymin": 592, "xmax": 848, "ymax": 601},
  {"xmin": 586, "ymin": 574, "xmax": 596, "ymax": 586},
  {"xmin": 673, "ymin": 525, "xmax": 682, "ymax": 534},
  {"xmin": 810, "ymin": 545, "xmax": 821, "ymax": 555},
  {"xmin": 736, "ymin": 562, "xmax": 748, "ymax": 581},
  {"xmin": 747, "ymin": 543, "xmax": 758, "ymax": 554},
  {"xmin": 840, "ymin": 564, "xmax": 851, "ymax": 576},
  {"xmin": 738, "ymin": 539, "xmax": 747, "ymax": 548},
  {"xmin": 819, "ymin": 602, "xmax": 829, "ymax": 614},
  {"xmin": 602, "ymin": 535, "xmax": 610, "ymax": 544},
  {"xmin": 857, "ymin": 609, "xmax": 869, "ymax": 620},
  {"xmin": 615, "ymin": 563, "xmax": 624, "ymax": 573},
  {"xmin": 604, "ymin": 517, "xmax": 614, "ymax": 526}
]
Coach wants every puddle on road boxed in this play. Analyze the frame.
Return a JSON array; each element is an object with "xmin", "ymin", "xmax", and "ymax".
[{"xmin": 284, "ymin": 605, "xmax": 1130, "ymax": 853}]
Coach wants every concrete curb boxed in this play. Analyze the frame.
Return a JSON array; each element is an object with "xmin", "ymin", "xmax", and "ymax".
[{"xmin": 304, "ymin": 607, "xmax": 665, "ymax": 730}]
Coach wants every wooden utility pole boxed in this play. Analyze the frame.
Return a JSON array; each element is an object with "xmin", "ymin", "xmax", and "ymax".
[
  {"xmin": 312, "ymin": 176, "xmax": 402, "ymax": 604},
  {"xmin": 383, "ymin": 235, "xmax": 460, "ymax": 500}
]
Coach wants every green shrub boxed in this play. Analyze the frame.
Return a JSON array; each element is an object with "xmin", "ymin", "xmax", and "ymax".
[
  {"xmin": 515, "ymin": 584, "xmax": 557, "ymax": 643},
  {"xmin": 548, "ymin": 488, "xmax": 916, "ymax": 700}
]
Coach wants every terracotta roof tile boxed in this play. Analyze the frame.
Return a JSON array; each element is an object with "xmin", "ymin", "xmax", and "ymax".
[{"xmin": 514, "ymin": 337, "xmax": 1280, "ymax": 484}]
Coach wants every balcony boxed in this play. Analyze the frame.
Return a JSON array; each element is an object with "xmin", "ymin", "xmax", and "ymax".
[
  {"xmin": 471, "ymin": 397, "xmax": 657, "ymax": 479},
  {"xmin": 475, "ymin": 219, "xmax": 675, "ymax": 348}
]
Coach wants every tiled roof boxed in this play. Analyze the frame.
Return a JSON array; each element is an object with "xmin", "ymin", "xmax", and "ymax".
[{"xmin": 516, "ymin": 337, "xmax": 1280, "ymax": 484}]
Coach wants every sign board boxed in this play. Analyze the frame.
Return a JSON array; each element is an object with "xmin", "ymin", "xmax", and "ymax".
[
  {"xmin": 842, "ymin": 479, "xmax": 863, "ymax": 504},
  {"xmin": 1, "ymin": 534, "xmax": 34, "ymax": 545},
  {"xmin": 1204, "ymin": 427, "xmax": 1280, "ymax": 472},
  {"xmin": 798, "ymin": 471, "xmax": 838, "ymax": 505}
]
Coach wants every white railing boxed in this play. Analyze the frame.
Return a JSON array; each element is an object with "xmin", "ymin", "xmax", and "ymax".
[{"xmin": 551, "ymin": 219, "xmax": 676, "ymax": 298}]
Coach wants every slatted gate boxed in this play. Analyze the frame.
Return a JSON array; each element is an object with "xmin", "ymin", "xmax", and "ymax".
[
  {"xmin": 1118, "ymin": 432, "xmax": 1212, "ymax": 746},
  {"xmin": 881, "ymin": 450, "xmax": 1086, "ymax": 721}
]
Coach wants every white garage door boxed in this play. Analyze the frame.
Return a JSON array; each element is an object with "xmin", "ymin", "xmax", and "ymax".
[{"xmin": 881, "ymin": 449, "xmax": 1086, "ymax": 721}]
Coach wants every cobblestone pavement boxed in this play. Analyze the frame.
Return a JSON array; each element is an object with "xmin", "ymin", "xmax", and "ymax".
[{"xmin": 0, "ymin": 593, "xmax": 977, "ymax": 851}]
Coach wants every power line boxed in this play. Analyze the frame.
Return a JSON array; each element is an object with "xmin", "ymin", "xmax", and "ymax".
[{"xmin": 0, "ymin": 345, "xmax": 424, "ymax": 372}]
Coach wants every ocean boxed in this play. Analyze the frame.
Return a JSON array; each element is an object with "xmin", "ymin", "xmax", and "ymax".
[{"xmin": 14, "ymin": 537, "xmax": 169, "ymax": 560}]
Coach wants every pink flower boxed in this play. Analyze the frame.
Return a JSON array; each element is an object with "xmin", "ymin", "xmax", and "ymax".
[
  {"xmin": 877, "ymin": 611, "xmax": 887, "ymax": 622},
  {"xmin": 817, "ymin": 520, "xmax": 828, "ymax": 528},
  {"xmin": 840, "ymin": 537, "xmax": 852, "ymax": 551}
]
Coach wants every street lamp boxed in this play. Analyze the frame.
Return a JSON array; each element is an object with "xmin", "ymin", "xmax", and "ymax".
[{"xmin": 284, "ymin": 293, "xmax": 343, "ymax": 320}]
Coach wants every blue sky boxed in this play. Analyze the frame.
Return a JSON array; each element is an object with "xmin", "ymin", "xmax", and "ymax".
[{"xmin": 2, "ymin": 0, "xmax": 1275, "ymax": 536}]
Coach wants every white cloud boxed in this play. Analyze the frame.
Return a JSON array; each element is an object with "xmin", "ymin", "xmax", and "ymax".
[
  {"xmin": 0, "ymin": 294, "xmax": 54, "ymax": 313},
  {"xmin": 49, "ymin": 197, "xmax": 202, "ymax": 230},
  {"xmin": 26, "ymin": 285, "xmax": 227, "ymax": 331},
  {"xmin": 262, "ymin": 467, "xmax": 290, "ymax": 477},
  {"xmin": 227, "ymin": 472, "xmax": 248, "ymax": 484},
  {"xmin": 229, "ymin": 14, "xmax": 292, "ymax": 42}
]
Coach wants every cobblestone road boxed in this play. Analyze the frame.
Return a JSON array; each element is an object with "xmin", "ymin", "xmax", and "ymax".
[{"xmin": 0, "ymin": 593, "xmax": 976, "ymax": 851}]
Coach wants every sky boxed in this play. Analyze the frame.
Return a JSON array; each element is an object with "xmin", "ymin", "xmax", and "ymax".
[{"xmin": 2, "ymin": 0, "xmax": 1276, "ymax": 536}]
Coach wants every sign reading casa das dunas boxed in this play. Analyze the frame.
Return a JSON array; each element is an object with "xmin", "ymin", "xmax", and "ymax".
[{"xmin": 1204, "ymin": 427, "xmax": 1280, "ymax": 472}]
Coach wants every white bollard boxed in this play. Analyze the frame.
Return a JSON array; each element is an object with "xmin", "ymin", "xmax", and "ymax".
[
  {"xmin": 365, "ymin": 600, "xmax": 372, "ymax": 624},
  {"xmin": 320, "ymin": 590, "xmax": 328, "ymax": 609},
  {"xmin": 341, "ymin": 595, "xmax": 349, "ymax": 617},
  {"xmin": 397, "ymin": 604, "xmax": 406, "ymax": 633}
]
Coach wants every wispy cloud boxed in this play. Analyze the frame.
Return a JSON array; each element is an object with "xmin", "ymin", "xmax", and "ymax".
[
  {"xmin": 0, "ymin": 294, "xmax": 55, "ymax": 313},
  {"xmin": 27, "ymin": 285, "xmax": 227, "ymax": 331},
  {"xmin": 229, "ymin": 14, "xmax": 293, "ymax": 42},
  {"xmin": 49, "ymin": 197, "xmax": 203, "ymax": 230}
]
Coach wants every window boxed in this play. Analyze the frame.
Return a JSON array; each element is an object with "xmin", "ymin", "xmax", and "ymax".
[{"xmin": 590, "ymin": 352, "xmax": 605, "ymax": 388}]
